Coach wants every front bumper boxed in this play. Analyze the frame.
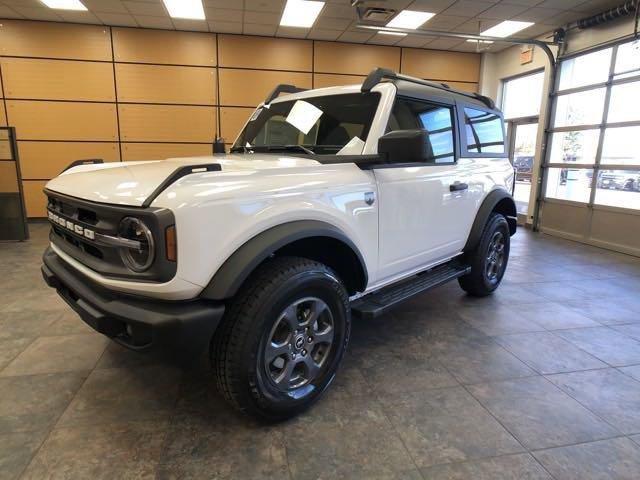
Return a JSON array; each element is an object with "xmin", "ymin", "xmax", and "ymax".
[{"xmin": 42, "ymin": 247, "xmax": 225, "ymax": 360}]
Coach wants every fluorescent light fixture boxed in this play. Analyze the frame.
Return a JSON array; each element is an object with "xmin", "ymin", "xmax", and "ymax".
[
  {"xmin": 466, "ymin": 39, "xmax": 494, "ymax": 44},
  {"xmin": 40, "ymin": 0, "xmax": 87, "ymax": 10},
  {"xmin": 280, "ymin": 0, "xmax": 325, "ymax": 28},
  {"xmin": 481, "ymin": 20, "xmax": 534, "ymax": 38},
  {"xmin": 387, "ymin": 10, "xmax": 435, "ymax": 29},
  {"xmin": 378, "ymin": 31, "xmax": 407, "ymax": 37},
  {"xmin": 162, "ymin": 0, "xmax": 205, "ymax": 20}
]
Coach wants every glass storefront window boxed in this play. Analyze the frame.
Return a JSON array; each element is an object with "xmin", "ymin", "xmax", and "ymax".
[
  {"xmin": 614, "ymin": 40, "xmax": 640, "ymax": 78},
  {"xmin": 553, "ymin": 88, "xmax": 606, "ymax": 127},
  {"xmin": 595, "ymin": 169, "xmax": 640, "ymax": 208},
  {"xmin": 607, "ymin": 81, "xmax": 640, "ymax": 123},
  {"xmin": 502, "ymin": 71, "xmax": 544, "ymax": 119},
  {"xmin": 601, "ymin": 127, "xmax": 640, "ymax": 166},
  {"xmin": 559, "ymin": 48, "xmax": 612, "ymax": 90},
  {"xmin": 545, "ymin": 167, "xmax": 593, "ymax": 202},
  {"xmin": 548, "ymin": 130, "xmax": 600, "ymax": 164}
]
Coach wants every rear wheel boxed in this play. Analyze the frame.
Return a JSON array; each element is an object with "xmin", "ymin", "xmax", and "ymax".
[
  {"xmin": 458, "ymin": 212, "xmax": 510, "ymax": 296},
  {"xmin": 211, "ymin": 256, "xmax": 350, "ymax": 421}
]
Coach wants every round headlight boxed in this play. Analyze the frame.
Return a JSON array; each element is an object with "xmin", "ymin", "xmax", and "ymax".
[{"xmin": 118, "ymin": 217, "xmax": 155, "ymax": 272}]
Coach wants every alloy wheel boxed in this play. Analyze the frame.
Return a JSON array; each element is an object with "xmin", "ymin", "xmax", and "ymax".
[{"xmin": 264, "ymin": 297, "xmax": 335, "ymax": 390}]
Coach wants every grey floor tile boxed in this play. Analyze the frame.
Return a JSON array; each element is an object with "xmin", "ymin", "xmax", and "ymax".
[
  {"xmin": 160, "ymin": 404, "xmax": 290, "ymax": 480},
  {"xmin": 533, "ymin": 437, "xmax": 640, "ymax": 480},
  {"xmin": 0, "ymin": 334, "xmax": 108, "ymax": 377},
  {"xmin": 611, "ymin": 322, "xmax": 640, "ymax": 341},
  {"xmin": 572, "ymin": 278, "xmax": 639, "ymax": 298},
  {"xmin": 381, "ymin": 386, "xmax": 523, "ymax": 469},
  {"xmin": 0, "ymin": 309, "xmax": 62, "ymax": 341},
  {"xmin": 360, "ymin": 350, "xmax": 458, "ymax": 396},
  {"xmin": 420, "ymin": 453, "xmax": 552, "ymax": 480},
  {"xmin": 283, "ymin": 395, "xmax": 416, "ymax": 480},
  {"xmin": 630, "ymin": 434, "xmax": 640, "ymax": 446},
  {"xmin": 21, "ymin": 420, "xmax": 168, "ymax": 480},
  {"xmin": 458, "ymin": 305, "xmax": 545, "ymax": 336},
  {"xmin": 618, "ymin": 364, "xmax": 640, "ymax": 382},
  {"xmin": 0, "ymin": 338, "xmax": 33, "ymax": 371},
  {"xmin": 490, "ymin": 283, "xmax": 549, "ymax": 305},
  {"xmin": 95, "ymin": 341, "xmax": 163, "ymax": 369},
  {"xmin": 518, "ymin": 303, "xmax": 602, "ymax": 330},
  {"xmin": 0, "ymin": 430, "xmax": 48, "ymax": 480},
  {"xmin": 565, "ymin": 298, "xmax": 640, "ymax": 325},
  {"xmin": 547, "ymin": 368, "xmax": 640, "ymax": 435},
  {"xmin": 526, "ymin": 282, "xmax": 594, "ymax": 303},
  {"xmin": 495, "ymin": 331, "xmax": 607, "ymax": 374},
  {"xmin": 467, "ymin": 376, "xmax": 618, "ymax": 450},
  {"xmin": 44, "ymin": 312, "xmax": 96, "ymax": 336},
  {"xmin": 0, "ymin": 372, "xmax": 87, "ymax": 433},
  {"xmin": 555, "ymin": 327, "xmax": 640, "ymax": 367},
  {"xmin": 432, "ymin": 335, "xmax": 536, "ymax": 385},
  {"xmin": 58, "ymin": 365, "xmax": 182, "ymax": 427}
]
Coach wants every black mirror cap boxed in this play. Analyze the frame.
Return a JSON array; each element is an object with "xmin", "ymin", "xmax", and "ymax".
[{"xmin": 378, "ymin": 129, "xmax": 429, "ymax": 164}]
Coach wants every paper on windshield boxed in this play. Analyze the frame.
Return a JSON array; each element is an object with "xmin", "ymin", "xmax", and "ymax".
[
  {"xmin": 285, "ymin": 100, "xmax": 323, "ymax": 135},
  {"xmin": 337, "ymin": 136, "xmax": 365, "ymax": 155}
]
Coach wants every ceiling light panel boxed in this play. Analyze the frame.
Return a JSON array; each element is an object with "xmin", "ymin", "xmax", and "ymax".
[
  {"xmin": 40, "ymin": 0, "xmax": 87, "ymax": 10},
  {"xmin": 378, "ymin": 31, "xmax": 407, "ymax": 37},
  {"xmin": 280, "ymin": 0, "xmax": 325, "ymax": 28},
  {"xmin": 162, "ymin": 0, "xmax": 205, "ymax": 20},
  {"xmin": 481, "ymin": 20, "xmax": 534, "ymax": 38},
  {"xmin": 386, "ymin": 10, "xmax": 435, "ymax": 30}
]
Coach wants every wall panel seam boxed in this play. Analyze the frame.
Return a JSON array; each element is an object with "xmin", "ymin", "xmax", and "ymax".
[{"xmin": 0, "ymin": 61, "xmax": 7, "ymax": 126}]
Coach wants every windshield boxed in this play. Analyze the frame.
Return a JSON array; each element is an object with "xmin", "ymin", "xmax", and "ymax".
[{"xmin": 232, "ymin": 92, "xmax": 381, "ymax": 155}]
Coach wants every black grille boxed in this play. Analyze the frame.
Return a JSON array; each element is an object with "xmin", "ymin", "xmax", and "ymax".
[{"xmin": 46, "ymin": 190, "xmax": 176, "ymax": 282}]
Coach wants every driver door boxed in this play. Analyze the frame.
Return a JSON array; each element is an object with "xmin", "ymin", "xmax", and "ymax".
[{"xmin": 374, "ymin": 96, "xmax": 474, "ymax": 281}]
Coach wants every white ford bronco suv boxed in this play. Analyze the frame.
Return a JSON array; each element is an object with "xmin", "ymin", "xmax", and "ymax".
[{"xmin": 42, "ymin": 68, "xmax": 516, "ymax": 420}]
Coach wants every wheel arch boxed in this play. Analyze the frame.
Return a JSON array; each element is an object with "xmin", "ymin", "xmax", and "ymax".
[
  {"xmin": 463, "ymin": 189, "xmax": 517, "ymax": 253},
  {"xmin": 200, "ymin": 220, "xmax": 368, "ymax": 300}
]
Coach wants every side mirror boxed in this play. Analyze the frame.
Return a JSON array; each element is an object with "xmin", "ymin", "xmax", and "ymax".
[{"xmin": 378, "ymin": 129, "xmax": 431, "ymax": 164}]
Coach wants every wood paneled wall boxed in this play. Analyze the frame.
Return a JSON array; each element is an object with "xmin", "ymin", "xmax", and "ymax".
[{"xmin": 0, "ymin": 20, "xmax": 480, "ymax": 217}]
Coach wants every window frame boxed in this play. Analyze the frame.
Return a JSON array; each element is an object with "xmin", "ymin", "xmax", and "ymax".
[
  {"xmin": 457, "ymin": 101, "xmax": 508, "ymax": 159},
  {"xmin": 542, "ymin": 39, "xmax": 640, "ymax": 212},
  {"xmin": 384, "ymin": 94, "xmax": 460, "ymax": 167},
  {"xmin": 501, "ymin": 68, "xmax": 545, "ymax": 121}
]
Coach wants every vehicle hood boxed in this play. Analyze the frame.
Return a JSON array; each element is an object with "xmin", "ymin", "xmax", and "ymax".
[{"xmin": 45, "ymin": 154, "xmax": 326, "ymax": 207}]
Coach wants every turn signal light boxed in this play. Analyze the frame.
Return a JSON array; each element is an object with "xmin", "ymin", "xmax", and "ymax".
[{"xmin": 165, "ymin": 225, "xmax": 177, "ymax": 262}]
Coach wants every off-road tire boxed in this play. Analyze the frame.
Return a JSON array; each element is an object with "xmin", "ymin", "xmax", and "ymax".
[
  {"xmin": 211, "ymin": 256, "xmax": 350, "ymax": 421},
  {"xmin": 458, "ymin": 212, "xmax": 510, "ymax": 297}
]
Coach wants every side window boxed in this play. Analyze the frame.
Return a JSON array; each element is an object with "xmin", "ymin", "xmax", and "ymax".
[
  {"xmin": 464, "ymin": 107, "xmax": 505, "ymax": 154},
  {"xmin": 388, "ymin": 97, "xmax": 456, "ymax": 163}
]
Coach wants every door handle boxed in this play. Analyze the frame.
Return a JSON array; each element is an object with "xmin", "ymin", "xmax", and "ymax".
[{"xmin": 450, "ymin": 181, "xmax": 468, "ymax": 192}]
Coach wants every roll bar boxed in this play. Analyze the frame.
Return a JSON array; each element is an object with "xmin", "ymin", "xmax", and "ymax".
[{"xmin": 361, "ymin": 67, "xmax": 496, "ymax": 110}]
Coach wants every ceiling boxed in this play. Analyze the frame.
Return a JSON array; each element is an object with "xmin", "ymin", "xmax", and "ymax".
[{"xmin": 0, "ymin": 0, "xmax": 629, "ymax": 52}]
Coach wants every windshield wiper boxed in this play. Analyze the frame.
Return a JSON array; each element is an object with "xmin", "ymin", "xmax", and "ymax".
[
  {"xmin": 230, "ymin": 145, "xmax": 252, "ymax": 153},
  {"xmin": 266, "ymin": 145, "xmax": 315, "ymax": 155}
]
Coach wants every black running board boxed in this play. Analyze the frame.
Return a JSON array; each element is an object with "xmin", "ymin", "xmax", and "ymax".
[{"xmin": 351, "ymin": 261, "xmax": 471, "ymax": 319}]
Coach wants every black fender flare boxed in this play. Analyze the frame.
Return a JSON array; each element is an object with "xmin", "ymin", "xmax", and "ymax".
[
  {"xmin": 463, "ymin": 189, "xmax": 517, "ymax": 253},
  {"xmin": 200, "ymin": 220, "xmax": 368, "ymax": 300}
]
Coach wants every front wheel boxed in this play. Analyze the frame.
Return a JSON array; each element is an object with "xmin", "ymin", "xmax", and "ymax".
[
  {"xmin": 458, "ymin": 212, "xmax": 510, "ymax": 297},
  {"xmin": 211, "ymin": 256, "xmax": 350, "ymax": 421}
]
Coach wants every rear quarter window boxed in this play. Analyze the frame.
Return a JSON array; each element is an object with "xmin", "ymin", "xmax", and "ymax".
[{"xmin": 463, "ymin": 107, "xmax": 505, "ymax": 155}]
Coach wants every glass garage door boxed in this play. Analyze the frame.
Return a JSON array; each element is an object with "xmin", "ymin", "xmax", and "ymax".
[
  {"xmin": 539, "ymin": 39, "xmax": 640, "ymax": 257},
  {"xmin": 502, "ymin": 71, "xmax": 544, "ymax": 220}
]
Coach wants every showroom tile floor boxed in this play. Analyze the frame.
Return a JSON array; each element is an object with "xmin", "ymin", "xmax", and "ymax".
[{"xmin": 2, "ymin": 223, "xmax": 640, "ymax": 479}]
